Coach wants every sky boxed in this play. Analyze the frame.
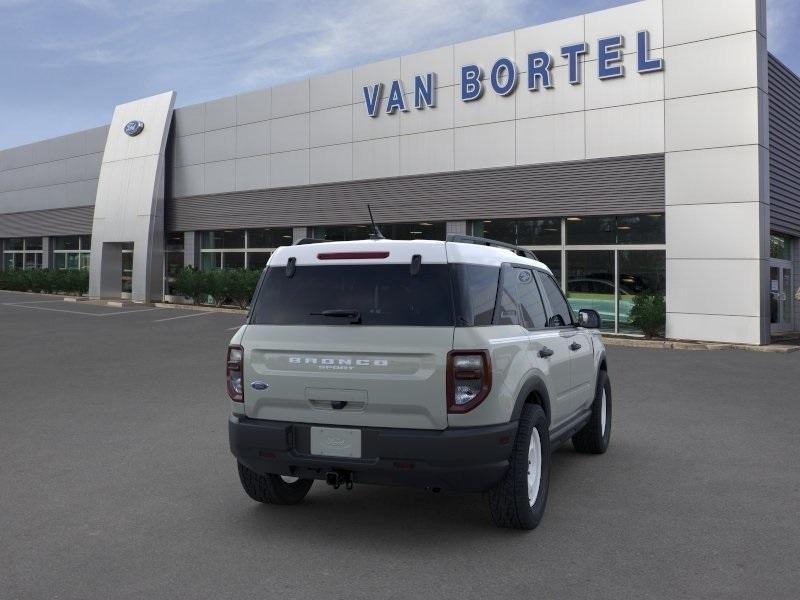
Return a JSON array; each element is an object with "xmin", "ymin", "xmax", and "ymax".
[{"xmin": 0, "ymin": 0, "xmax": 798, "ymax": 150}]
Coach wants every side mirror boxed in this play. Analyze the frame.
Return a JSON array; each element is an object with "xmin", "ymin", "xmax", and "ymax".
[{"xmin": 578, "ymin": 309, "xmax": 602, "ymax": 329}]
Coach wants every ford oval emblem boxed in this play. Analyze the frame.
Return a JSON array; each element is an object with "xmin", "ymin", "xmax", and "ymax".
[
  {"xmin": 251, "ymin": 381, "xmax": 269, "ymax": 391},
  {"xmin": 124, "ymin": 120, "xmax": 145, "ymax": 137}
]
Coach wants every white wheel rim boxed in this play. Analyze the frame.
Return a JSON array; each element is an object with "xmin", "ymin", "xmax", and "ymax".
[
  {"xmin": 527, "ymin": 429, "xmax": 542, "ymax": 507},
  {"xmin": 600, "ymin": 389, "xmax": 607, "ymax": 436},
  {"xmin": 280, "ymin": 475, "xmax": 299, "ymax": 484}
]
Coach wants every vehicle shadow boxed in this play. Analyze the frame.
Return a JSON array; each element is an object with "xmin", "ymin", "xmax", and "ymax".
[{"xmin": 231, "ymin": 446, "xmax": 582, "ymax": 539}]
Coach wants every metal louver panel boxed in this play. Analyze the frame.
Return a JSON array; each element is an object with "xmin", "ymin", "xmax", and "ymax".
[
  {"xmin": 769, "ymin": 54, "xmax": 800, "ymax": 237},
  {"xmin": 167, "ymin": 154, "xmax": 665, "ymax": 232},
  {"xmin": 0, "ymin": 205, "xmax": 94, "ymax": 237}
]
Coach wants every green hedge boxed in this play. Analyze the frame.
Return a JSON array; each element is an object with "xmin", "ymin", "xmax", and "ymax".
[
  {"xmin": 629, "ymin": 293, "xmax": 666, "ymax": 339},
  {"xmin": 0, "ymin": 268, "xmax": 89, "ymax": 295},
  {"xmin": 173, "ymin": 267, "xmax": 261, "ymax": 309}
]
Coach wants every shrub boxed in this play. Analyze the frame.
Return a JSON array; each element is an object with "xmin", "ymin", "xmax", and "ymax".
[
  {"xmin": 0, "ymin": 268, "xmax": 89, "ymax": 295},
  {"xmin": 173, "ymin": 267, "xmax": 208, "ymax": 304},
  {"xmin": 171, "ymin": 267, "xmax": 260, "ymax": 308},
  {"xmin": 629, "ymin": 293, "xmax": 666, "ymax": 339}
]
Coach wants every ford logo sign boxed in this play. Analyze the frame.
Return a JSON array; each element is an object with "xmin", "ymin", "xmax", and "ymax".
[
  {"xmin": 251, "ymin": 381, "xmax": 269, "ymax": 391},
  {"xmin": 124, "ymin": 120, "xmax": 144, "ymax": 137}
]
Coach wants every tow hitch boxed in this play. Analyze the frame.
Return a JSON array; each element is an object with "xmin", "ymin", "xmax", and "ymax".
[{"xmin": 325, "ymin": 470, "xmax": 354, "ymax": 490}]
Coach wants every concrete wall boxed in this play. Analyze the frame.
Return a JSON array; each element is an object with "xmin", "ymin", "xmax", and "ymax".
[
  {"xmin": 0, "ymin": 126, "xmax": 107, "ymax": 215},
  {"xmin": 664, "ymin": 0, "xmax": 769, "ymax": 345},
  {"xmin": 170, "ymin": 0, "xmax": 669, "ymax": 198}
]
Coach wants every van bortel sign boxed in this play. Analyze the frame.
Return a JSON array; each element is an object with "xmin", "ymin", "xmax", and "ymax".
[{"xmin": 362, "ymin": 31, "xmax": 664, "ymax": 117}]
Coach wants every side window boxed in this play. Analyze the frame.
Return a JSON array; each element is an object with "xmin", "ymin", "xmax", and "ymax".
[
  {"xmin": 494, "ymin": 265, "xmax": 521, "ymax": 326},
  {"xmin": 539, "ymin": 272, "xmax": 574, "ymax": 328},
  {"xmin": 515, "ymin": 268, "xmax": 547, "ymax": 329}
]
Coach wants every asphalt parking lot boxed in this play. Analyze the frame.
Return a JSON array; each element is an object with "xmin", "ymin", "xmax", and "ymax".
[{"xmin": 1, "ymin": 289, "xmax": 799, "ymax": 600}]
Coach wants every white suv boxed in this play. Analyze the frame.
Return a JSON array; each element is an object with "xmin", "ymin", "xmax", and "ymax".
[{"xmin": 228, "ymin": 234, "xmax": 611, "ymax": 530}]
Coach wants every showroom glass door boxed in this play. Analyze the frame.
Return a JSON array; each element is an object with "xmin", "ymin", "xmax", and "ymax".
[{"xmin": 770, "ymin": 262, "xmax": 793, "ymax": 334}]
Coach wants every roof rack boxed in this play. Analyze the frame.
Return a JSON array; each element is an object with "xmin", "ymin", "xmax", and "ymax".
[
  {"xmin": 446, "ymin": 234, "xmax": 539, "ymax": 261},
  {"xmin": 294, "ymin": 238, "xmax": 329, "ymax": 245}
]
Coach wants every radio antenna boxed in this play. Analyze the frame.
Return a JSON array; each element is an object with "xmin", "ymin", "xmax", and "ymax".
[{"xmin": 367, "ymin": 204, "xmax": 385, "ymax": 239}]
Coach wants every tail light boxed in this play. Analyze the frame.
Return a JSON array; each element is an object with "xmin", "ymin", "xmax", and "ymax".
[
  {"xmin": 227, "ymin": 345, "xmax": 244, "ymax": 402},
  {"xmin": 447, "ymin": 350, "xmax": 491, "ymax": 413}
]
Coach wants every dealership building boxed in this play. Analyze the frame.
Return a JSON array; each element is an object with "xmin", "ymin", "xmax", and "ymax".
[{"xmin": 1, "ymin": 0, "xmax": 798, "ymax": 345}]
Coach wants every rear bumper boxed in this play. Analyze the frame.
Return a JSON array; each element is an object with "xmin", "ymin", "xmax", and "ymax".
[{"xmin": 229, "ymin": 415, "xmax": 518, "ymax": 493}]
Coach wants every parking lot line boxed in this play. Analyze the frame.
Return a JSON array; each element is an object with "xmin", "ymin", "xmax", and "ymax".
[
  {"xmin": 1, "ymin": 303, "xmax": 165, "ymax": 317},
  {"xmin": 153, "ymin": 311, "xmax": 215, "ymax": 323}
]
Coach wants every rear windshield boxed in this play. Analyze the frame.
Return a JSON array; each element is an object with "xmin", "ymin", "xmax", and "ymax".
[{"xmin": 250, "ymin": 264, "xmax": 455, "ymax": 326}]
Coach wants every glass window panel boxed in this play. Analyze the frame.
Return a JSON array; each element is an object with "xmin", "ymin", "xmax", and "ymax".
[
  {"xmin": 24, "ymin": 237, "xmax": 43, "ymax": 250},
  {"xmin": 534, "ymin": 251, "xmax": 561, "ymax": 285},
  {"xmin": 514, "ymin": 268, "xmax": 547, "ymax": 329},
  {"xmin": 314, "ymin": 224, "xmax": 371, "ymax": 241},
  {"xmin": 247, "ymin": 228, "xmax": 293, "ymax": 248},
  {"xmin": 79, "ymin": 254, "xmax": 91, "ymax": 270},
  {"xmin": 165, "ymin": 252, "xmax": 184, "ymax": 278},
  {"xmin": 471, "ymin": 218, "xmax": 561, "ymax": 246},
  {"xmin": 539, "ymin": 272, "xmax": 574, "ymax": 327},
  {"xmin": 565, "ymin": 216, "xmax": 616, "ymax": 245},
  {"xmin": 200, "ymin": 231, "xmax": 221, "ymax": 249},
  {"xmin": 770, "ymin": 234, "xmax": 792, "ymax": 260},
  {"xmin": 617, "ymin": 214, "xmax": 665, "ymax": 244},
  {"xmin": 451, "ymin": 264, "xmax": 500, "ymax": 327},
  {"xmin": 54, "ymin": 254, "xmax": 67, "ymax": 269},
  {"xmin": 380, "ymin": 222, "xmax": 446, "ymax": 240},
  {"xmin": 5, "ymin": 238, "xmax": 24, "ymax": 251},
  {"xmin": 121, "ymin": 251, "xmax": 133, "ymax": 293},
  {"xmin": 200, "ymin": 230, "xmax": 246, "ymax": 249},
  {"xmin": 618, "ymin": 250, "xmax": 666, "ymax": 334},
  {"xmin": 24, "ymin": 253, "xmax": 41, "ymax": 269},
  {"xmin": 247, "ymin": 252, "xmax": 271, "ymax": 270},
  {"xmin": 79, "ymin": 235, "xmax": 92, "ymax": 250},
  {"xmin": 66, "ymin": 253, "xmax": 80, "ymax": 270},
  {"xmin": 250, "ymin": 265, "xmax": 454, "ymax": 326},
  {"xmin": 54, "ymin": 236, "xmax": 79, "ymax": 251},
  {"xmin": 494, "ymin": 265, "xmax": 522, "ymax": 327},
  {"xmin": 201, "ymin": 252, "xmax": 222, "ymax": 271},
  {"xmin": 566, "ymin": 250, "xmax": 615, "ymax": 331},
  {"xmin": 165, "ymin": 233, "xmax": 184, "ymax": 252},
  {"xmin": 223, "ymin": 252, "xmax": 245, "ymax": 270}
]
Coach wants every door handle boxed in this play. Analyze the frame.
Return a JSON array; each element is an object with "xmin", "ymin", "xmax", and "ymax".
[
  {"xmin": 569, "ymin": 342, "xmax": 582, "ymax": 351},
  {"xmin": 539, "ymin": 347, "xmax": 554, "ymax": 358}
]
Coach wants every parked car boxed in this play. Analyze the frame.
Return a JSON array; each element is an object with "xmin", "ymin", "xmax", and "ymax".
[{"xmin": 227, "ymin": 235, "xmax": 611, "ymax": 530}]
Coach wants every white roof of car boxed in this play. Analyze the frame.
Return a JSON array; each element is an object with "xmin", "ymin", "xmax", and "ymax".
[{"xmin": 268, "ymin": 239, "xmax": 551, "ymax": 274}]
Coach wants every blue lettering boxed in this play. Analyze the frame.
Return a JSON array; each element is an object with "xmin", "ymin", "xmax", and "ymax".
[
  {"xmin": 461, "ymin": 64, "xmax": 483, "ymax": 102},
  {"xmin": 637, "ymin": 31, "xmax": 664, "ymax": 73},
  {"xmin": 561, "ymin": 42, "xmax": 589, "ymax": 85},
  {"xmin": 490, "ymin": 57, "xmax": 518, "ymax": 96},
  {"xmin": 527, "ymin": 51, "xmax": 553, "ymax": 91},
  {"xmin": 363, "ymin": 84, "xmax": 382, "ymax": 118},
  {"xmin": 414, "ymin": 73, "xmax": 437, "ymax": 109},
  {"xmin": 598, "ymin": 35, "xmax": 625, "ymax": 79},
  {"xmin": 385, "ymin": 80, "xmax": 408, "ymax": 114}
]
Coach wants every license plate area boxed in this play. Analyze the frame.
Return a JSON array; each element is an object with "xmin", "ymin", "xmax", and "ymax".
[{"xmin": 310, "ymin": 426, "xmax": 362, "ymax": 458}]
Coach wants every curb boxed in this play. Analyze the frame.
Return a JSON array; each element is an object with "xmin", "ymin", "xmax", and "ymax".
[
  {"xmin": 602, "ymin": 336, "xmax": 800, "ymax": 354},
  {"xmin": 154, "ymin": 302, "xmax": 247, "ymax": 315}
]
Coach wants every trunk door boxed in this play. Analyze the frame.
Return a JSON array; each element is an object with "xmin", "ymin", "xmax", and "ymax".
[{"xmin": 242, "ymin": 326, "xmax": 452, "ymax": 430}]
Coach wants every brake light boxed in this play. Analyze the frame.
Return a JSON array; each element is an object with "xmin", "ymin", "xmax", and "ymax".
[
  {"xmin": 317, "ymin": 252, "xmax": 390, "ymax": 260},
  {"xmin": 446, "ymin": 350, "xmax": 492, "ymax": 413},
  {"xmin": 227, "ymin": 345, "xmax": 244, "ymax": 402}
]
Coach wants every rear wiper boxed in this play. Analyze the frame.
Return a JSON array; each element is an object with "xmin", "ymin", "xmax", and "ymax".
[{"xmin": 310, "ymin": 309, "xmax": 362, "ymax": 324}]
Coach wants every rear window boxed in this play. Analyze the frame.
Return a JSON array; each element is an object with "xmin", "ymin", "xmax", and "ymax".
[{"xmin": 250, "ymin": 264, "xmax": 454, "ymax": 326}]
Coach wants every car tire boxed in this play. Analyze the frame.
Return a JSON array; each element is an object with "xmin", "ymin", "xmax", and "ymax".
[
  {"xmin": 237, "ymin": 462, "xmax": 313, "ymax": 505},
  {"xmin": 486, "ymin": 404, "xmax": 550, "ymax": 530},
  {"xmin": 572, "ymin": 370, "xmax": 612, "ymax": 454}
]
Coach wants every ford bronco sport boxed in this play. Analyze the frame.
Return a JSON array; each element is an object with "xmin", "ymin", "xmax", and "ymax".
[{"xmin": 228, "ymin": 234, "xmax": 611, "ymax": 530}]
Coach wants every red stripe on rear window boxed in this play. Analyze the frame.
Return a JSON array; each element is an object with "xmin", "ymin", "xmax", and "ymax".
[{"xmin": 317, "ymin": 252, "xmax": 390, "ymax": 260}]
